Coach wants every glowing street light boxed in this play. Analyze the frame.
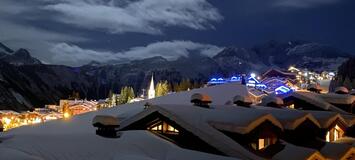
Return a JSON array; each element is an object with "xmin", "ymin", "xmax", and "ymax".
[
  {"xmin": 250, "ymin": 73, "xmax": 256, "ymax": 78},
  {"xmin": 63, "ymin": 112, "xmax": 71, "ymax": 119}
]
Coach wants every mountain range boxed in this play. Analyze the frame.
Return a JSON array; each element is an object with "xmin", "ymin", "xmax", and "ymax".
[{"xmin": 0, "ymin": 41, "xmax": 351, "ymax": 111}]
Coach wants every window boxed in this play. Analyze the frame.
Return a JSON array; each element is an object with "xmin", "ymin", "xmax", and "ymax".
[
  {"xmin": 258, "ymin": 138, "xmax": 272, "ymax": 150},
  {"xmin": 326, "ymin": 124, "xmax": 344, "ymax": 142},
  {"xmin": 148, "ymin": 121, "xmax": 179, "ymax": 135},
  {"xmin": 251, "ymin": 138, "xmax": 274, "ymax": 150},
  {"xmin": 287, "ymin": 104, "xmax": 295, "ymax": 109}
]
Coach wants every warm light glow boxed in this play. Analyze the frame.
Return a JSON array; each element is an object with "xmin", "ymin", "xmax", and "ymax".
[
  {"xmin": 258, "ymin": 139, "xmax": 265, "ymax": 150},
  {"xmin": 63, "ymin": 112, "xmax": 71, "ymax": 118}
]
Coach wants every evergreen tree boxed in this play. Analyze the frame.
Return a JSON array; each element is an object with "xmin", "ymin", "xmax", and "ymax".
[
  {"xmin": 118, "ymin": 86, "xmax": 135, "ymax": 104},
  {"xmin": 156, "ymin": 81, "xmax": 169, "ymax": 97}
]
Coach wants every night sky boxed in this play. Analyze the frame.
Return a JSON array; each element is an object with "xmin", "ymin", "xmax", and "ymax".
[{"xmin": 0, "ymin": 0, "xmax": 354, "ymax": 66}]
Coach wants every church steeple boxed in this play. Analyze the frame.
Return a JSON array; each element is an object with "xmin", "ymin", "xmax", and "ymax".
[{"xmin": 148, "ymin": 74, "xmax": 155, "ymax": 99}]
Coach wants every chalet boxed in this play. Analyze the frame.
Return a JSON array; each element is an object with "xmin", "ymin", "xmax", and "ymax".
[
  {"xmin": 282, "ymin": 91, "xmax": 348, "ymax": 114},
  {"xmin": 261, "ymin": 77, "xmax": 297, "ymax": 94},
  {"xmin": 305, "ymin": 111, "xmax": 348, "ymax": 142},
  {"xmin": 261, "ymin": 68, "xmax": 297, "ymax": 80},
  {"xmin": 253, "ymin": 107, "xmax": 322, "ymax": 148},
  {"xmin": 119, "ymin": 104, "xmax": 287, "ymax": 160},
  {"xmin": 319, "ymin": 93, "xmax": 355, "ymax": 113}
]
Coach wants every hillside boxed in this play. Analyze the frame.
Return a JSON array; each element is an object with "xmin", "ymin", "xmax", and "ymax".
[{"xmin": 0, "ymin": 41, "xmax": 351, "ymax": 110}]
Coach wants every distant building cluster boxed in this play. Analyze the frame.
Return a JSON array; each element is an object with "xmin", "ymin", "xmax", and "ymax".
[{"xmin": 0, "ymin": 99, "xmax": 99, "ymax": 131}]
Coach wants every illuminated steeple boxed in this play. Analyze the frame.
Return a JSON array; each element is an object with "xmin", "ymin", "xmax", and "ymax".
[{"xmin": 148, "ymin": 75, "xmax": 155, "ymax": 99}]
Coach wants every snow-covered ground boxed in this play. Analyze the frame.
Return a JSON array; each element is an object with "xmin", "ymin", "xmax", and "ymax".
[{"xmin": 0, "ymin": 83, "xmax": 246, "ymax": 160}]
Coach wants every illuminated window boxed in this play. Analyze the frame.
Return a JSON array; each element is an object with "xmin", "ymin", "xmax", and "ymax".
[
  {"xmin": 326, "ymin": 124, "xmax": 344, "ymax": 142},
  {"xmin": 287, "ymin": 104, "xmax": 295, "ymax": 109},
  {"xmin": 326, "ymin": 131, "xmax": 330, "ymax": 142},
  {"xmin": 148, "ymin": 121, "xmax": 179, "ymax": 135},
  {"xmin": 258, "ymin": 138, "xmax": 272, "ymax": 150},
  {"xmin": 251, "ymin": 138, "xmax": 273, "ymax": 150}
]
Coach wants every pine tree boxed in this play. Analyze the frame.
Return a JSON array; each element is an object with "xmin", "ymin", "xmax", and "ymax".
[
  {"xmin": 118, "ymin": 86, "xmax": 127, "ymax": 104},
  {"xmin": 156, "ymin": 81, "xmax": 169, "ymax": 97},
  {"xmin": 127, "ymin": 87, "xmax": 135, "ymax": 103}
]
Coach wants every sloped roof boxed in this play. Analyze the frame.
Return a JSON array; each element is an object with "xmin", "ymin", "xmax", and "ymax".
[
  {"xmin": 342, "ymin": 114, "xmax": 355, "ymax": 127},
  {"xmin": 261, "ymin": 68, "xmax": 297, "ymax": 79},
  {"xmin": 146, "ymin": 83, "xmax": 250, "ymax": 106},
  {"xmin": 303, "ymin": 111, "xmax": 348, "ymax": 129},
  {"xmin": 319, "ymin": 93, "xmax": 355, "ymax": 105},
  {"xmin": 120, "ymin": 104, "xmax": 284, "ymax": 160},
  {"xmin": 320, "ymin": 142, "xmax": 355, "ymax": 160},
  {"xmin": 285, "ymin": 91, "xmax": 348, "ymax": 114},
  {"xmin": 335, "ymin": 137, "xmax": 355, "ymax": 145},
  {"xmin": 252, "ymin": 107, "xmax": 321, "ymax": 130},
  {"xmin": 272, "ymin": 143, "xmax": 325, "ymax": 160}
]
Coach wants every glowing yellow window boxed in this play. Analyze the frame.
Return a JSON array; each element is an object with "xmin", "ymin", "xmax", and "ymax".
[
  {"xmin": 258, "ymin": 139, "xmax": 265, "ymax": 150},
  {"xmin": 167, "ymin": 125, "xmax": 179, "ymax": 133},
  {"xmin": 151, "ymin": 124, "xmax": 162, "ymax": 131}
]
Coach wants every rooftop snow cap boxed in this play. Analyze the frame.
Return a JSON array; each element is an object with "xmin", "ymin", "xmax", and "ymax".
[
  {"xmin": 92, "ymin": 115, "xmax": 120, "ymax": 138},
  {"xmin": 307, "ymin": 84, "xmax": 322, "ymax": 93},
  {"xmin": 335, "ymin": 86, "xmax": 349, "ymax": 94},
  {"xmin": 261, "ymin": 95, "xmax": 284, "ymax": 108},
  {"xmin": 191, "ymin": 93, "xmax": 212, "ymax": 108},
  {"xmin": 233, "ymin": 95, "xmax": 252, "ymax": 107}
]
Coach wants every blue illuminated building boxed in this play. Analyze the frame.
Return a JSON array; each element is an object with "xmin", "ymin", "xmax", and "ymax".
[{"xmin": 207, "ymin": 76, "xmax": 242, "ymax": 85}]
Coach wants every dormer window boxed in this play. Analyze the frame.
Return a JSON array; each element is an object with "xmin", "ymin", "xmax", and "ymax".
[
  {"xmin": 326, "ymin": 124, "xmax": 344, "ymax": 142},
  {"xmin": 148, "ymin": 120, "xmax": 179, "ymax": 135}
]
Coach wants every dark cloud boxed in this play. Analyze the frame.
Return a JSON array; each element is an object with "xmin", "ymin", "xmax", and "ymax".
[{"xmin": 0, "ymin": 0, "xmax": 353, "ymax": 66}]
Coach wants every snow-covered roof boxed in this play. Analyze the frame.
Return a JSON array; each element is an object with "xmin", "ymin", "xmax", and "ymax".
[
  {"xmin": 303, "ymin": 111, "xmax": 347, "ymax": 129},
  {"xmin": 0, "ymin": 102, "xmax": 239, "ymax": 160},
  {"xmin": 335, "ymin": 86, "xmax": 350, "ymax": 94},
  {"xmin": 260, "ymin": 95, "xmax": 284, "ymax": 106},
  {"xmin": 145, "ymin": 83, "xmax": 249, "ymax": 106},
  {"xmin": 342, "ymin": 114, "xmax": 355, "ymax": 127},
  {"xmin": 320, "ymin": 142, "xmax": 355, "ymax": 160},
  {"xmin": 233, "ymin": 95, "xmax": 252, "ymax": 104},
  {"xmin": 92, "ymin": 115, "xmax": 120, "ymax": 126},
  {"xmin": 335, "ymin": 137, "xmax": 355, "ymax": 145},
  {"xmin": 319, "ymin": 93, "xmax": 355, "ymax": 105},
  {"xmin": 121, "ymin": 104, "xmax": 281, "ymax": 160},
  {"xmin": 272, "ymin": 143, "xmax": 325, "ymax": 160},
  {"xmin": 252, "ymin": 107, "xmax": 321, "ymax": 130},
  {"xmin": 285, "ymin": 91, "xmax": 348, "ymax": 114}
]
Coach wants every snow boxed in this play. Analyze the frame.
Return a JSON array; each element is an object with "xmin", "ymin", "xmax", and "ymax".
[
  {"xmin": 0, "ymin": 84, "xmax": 246, "ymax": 160},
  {"xmin": 146, "ymin": 83, "xmax": 249, "ymax": 105},
  {"xmin": 272, "ymin": 143, "xmax": 325, "ymax": 160},
  {"xmin": 287, "ymin": 91, "xmax": 348, "ymax": 114},
  {"xmin": 252, "ymin": 107, "xmax": 321, "ymax": 130},
  {"xmin": 320, "ymin": 142, "xmax": 355, "ymax": 160},
  {"xmin": 121, "ymin": 104, "xmax": 280, "ymax": 160}
]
